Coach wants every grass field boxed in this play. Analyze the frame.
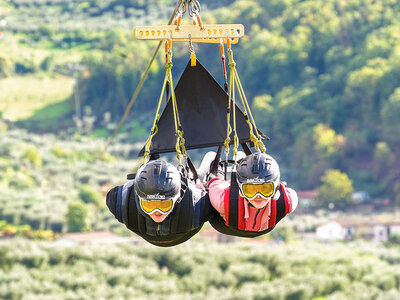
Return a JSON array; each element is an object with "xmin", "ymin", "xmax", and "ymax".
[{"xmin": 0, "ymin": 74, "xmax": 75, "ymax": 121}]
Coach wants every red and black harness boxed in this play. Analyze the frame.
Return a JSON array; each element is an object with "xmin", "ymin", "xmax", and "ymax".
[{"xmin": 209, "ymin": 172, "xmax": 293, "ymax": 238}]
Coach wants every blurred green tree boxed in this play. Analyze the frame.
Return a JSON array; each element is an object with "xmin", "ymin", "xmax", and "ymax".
[
  {"xmin": 373, "ymin": 142, "xmax": 395, "ymax": 176},
  {"xmin": 318, "ymin": 169, "xmax": 354, "ymax": 209},
  {"xmin": 66, "ymin": 202, "xmax": 91, "ymax": 232},
  {"xmin": 22, "ymin": 147, "xmax": 43, "ymax": 167},
  {"xmin": 381, "ymin": 87, "xmax": 400, "ymax": 147},
  {"xmin": 392, "ymin": 181, "xmax": 400, "ymax": 205},
  {"xmin": 79, "ymin": 184, "xmax": 103, "ymax": 207},
  {"xmin": 313, "ymin": 123, "xmax": 344, "ymax": 160},
  {"xmin": 269, "ymin": 224, "xmax": 294, "ymax": 242},
  {"xmin": 0, "ymin": 54, "xmax": 13, "ymax": 78}
]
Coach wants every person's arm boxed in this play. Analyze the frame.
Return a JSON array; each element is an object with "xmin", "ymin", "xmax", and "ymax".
[
  {"xmin": 106, "ymin": 181, "xmax": 134, "ymax": 222},
  {"xmin": 286, "ymin": 187, "xmax": 298, "ymax": 213},
  {"xmin": 207, "ymin": 178, "xmax": 230, "ymax": 220}
]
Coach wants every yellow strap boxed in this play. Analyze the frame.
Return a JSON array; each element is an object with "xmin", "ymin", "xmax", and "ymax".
[
  {"xmin": 144, "ymin": 46, "xmax": 187, "ymax": 165},
  {"xmin": 143, "ymin": 68, "xmax": 170, "ymax": 163},
  {"xmin": 224, "ymin": 50, "xmax": 233, "ymax": 161},
  {"xmin": 190, "ymin": 52, "xmax": 197, "ymax": 66},
  {"xmin": 233, "ymin": 67, "xmax": 266, "ymax": 153},
  {"xmin": 227, "ymin": 48, "xmax": 266, "ymax": 154},
  {"xmin": 223, "ymin": 58, "xmax": 233, "ymax": 158},
  {"xmin": 226, "ymin": 51, "xmax": 240, "ymax": 165},
  {"xmin": 166, "ymin": 54, "xmax": 187, "ymax": 166}
]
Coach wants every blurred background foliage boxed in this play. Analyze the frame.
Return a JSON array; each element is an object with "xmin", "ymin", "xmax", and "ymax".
[
  {"xmin": 0, "ymin": 240, "xmax": 400, "ymax": 299},
  {"xmin": 1, "ymin": 0, "xmax": 399, "ymax": 201},
  {"xmin": 1, "ymin": 0, "xmax": 400, "ymax": 298}
]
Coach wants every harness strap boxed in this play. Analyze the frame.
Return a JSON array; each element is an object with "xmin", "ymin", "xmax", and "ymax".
[
  {"xmin": 209, "ymin": 146, "xmax": 223, "ymax": 175},
  {"xmin": 268, "ymin": 197, "xmax": 277, "ymax": 228},
  {"xmin": 186, "ymin": 155, "xmax": 199, "ymax": 180},
  {"xmin": 193, "ymin": 197, "xmax": 201, "ymax": 228},
  {"xmin": 132, "ymin": 189, "xmax": 147, "ymax": 233},
  {"xmin": 227, "ymin": 172, "xmax": 239, "ymax": 228},
  {"xmin": 170, "ymin": 199, "xmax": 181, "ymax": 233},
  {"xmin": 278, "ymin": 183, "xmax": 291, "ymax": 221},
  {"xmin": 241, "ymin": 143, "xmax": 252, "ymax": 156},
  {"xmin": 276, "ymin": 194, "xmax": 285, "ymax": 225}
]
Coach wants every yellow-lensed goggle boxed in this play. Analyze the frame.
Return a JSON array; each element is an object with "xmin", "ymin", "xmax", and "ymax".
[
  {"xmin": 139, "ymin": 197, "xmax": 174, "ymax": 214},
  {"xmin": 239, "ymin": 182, "xmax": 275, "ymax": 200}
]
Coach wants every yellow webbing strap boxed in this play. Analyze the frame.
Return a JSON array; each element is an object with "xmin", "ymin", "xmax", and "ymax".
[
  {"xmin": 167, "ymin": 57, "xmax": 187, "ymax": 166},
  {"xmin": 226, "ymin": 49, "xmax": 239, "ymax": 165},
  {"xmin": 143, "ymin": 44, "xmax": 187, "ymax": 165},
  {"xmin": 227, "ymin": 47, "xmax": 266, "ymax": 154},
  {"xmin": 223, "ymin": 74, "xmax": 232, "ymax": 158},
  {"xmin": 143, "ymin": 70, "xmax": 169, "ymax": 163},
  {"xmin": 232, "ymin": 66, "xmax": 265, "ymax": 153}
]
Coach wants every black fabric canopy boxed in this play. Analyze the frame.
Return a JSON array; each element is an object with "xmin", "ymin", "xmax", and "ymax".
[{"xmin": 138, "ymin": 60, "xmax": 267, "ymax": 156}]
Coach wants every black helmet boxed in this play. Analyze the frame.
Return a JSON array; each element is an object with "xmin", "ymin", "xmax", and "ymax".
[
  {"xmin": 135, "ymin": 160, "xmax": 181, "ymax": 202},
  {"xmin": 237, "ymin": 152, "xmax": 280, "ymax": 196}
]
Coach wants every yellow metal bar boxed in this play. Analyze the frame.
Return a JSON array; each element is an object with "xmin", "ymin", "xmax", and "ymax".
[
  {"xmin": 173, "ymin": 37, "xmax": 239, "ymax": 44},
  {"xmin": 134, "ymin": 24, "xmax": 244, "ymax": 44}
]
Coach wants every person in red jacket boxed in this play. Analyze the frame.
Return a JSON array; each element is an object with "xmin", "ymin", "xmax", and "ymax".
[{"xmin": 206, "ymin": 152, "xmax": 298, "ymax": 237}]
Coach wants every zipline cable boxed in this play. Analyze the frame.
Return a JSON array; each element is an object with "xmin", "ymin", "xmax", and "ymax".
[{"xmin": 104, "ymin": 0, "xmax": 185, "ymax": 152}]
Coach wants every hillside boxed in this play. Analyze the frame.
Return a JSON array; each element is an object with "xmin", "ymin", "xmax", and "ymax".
[
  {"xmin": 2, "ymin": 3, "xmax": 400, "ymax": 298},
  {"xmin": 1, "ymin": 0, "xmax": 399, "ymax": 201}
]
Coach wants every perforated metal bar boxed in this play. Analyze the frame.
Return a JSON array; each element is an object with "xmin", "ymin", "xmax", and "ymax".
[{"xmin": 134, "ymin": 24, "xmax": 244, "ymax": 44}]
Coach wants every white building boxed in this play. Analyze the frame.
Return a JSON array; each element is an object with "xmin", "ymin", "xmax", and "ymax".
[
  {"xmin": 316, "ymin": 219, "xmax": 400, "ymax": 243},
  {"xmin": 316, "ymin": 221, "xmax": 351, "ymax": 241}
]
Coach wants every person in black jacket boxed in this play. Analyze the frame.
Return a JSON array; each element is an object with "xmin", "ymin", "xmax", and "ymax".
[{"xmin": 106, "ymin": 160, "xmax": 215, "ymax": 247}]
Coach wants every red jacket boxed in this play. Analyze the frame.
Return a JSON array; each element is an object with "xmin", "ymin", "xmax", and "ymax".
[{"xmin": 208, "ymin": 178, "xmax": 297, "ymax": 232}]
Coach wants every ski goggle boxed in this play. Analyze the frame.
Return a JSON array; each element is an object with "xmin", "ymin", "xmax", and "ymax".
[
  {"xmin": 139, "ymin": 197, "xmax": 175, "ymax": 215},
  {"xmin": 239, "ymin": 182, "xmax": 275, "ymax": 200}
]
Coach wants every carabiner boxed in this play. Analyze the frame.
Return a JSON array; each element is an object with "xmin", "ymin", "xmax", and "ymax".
[{"xmin": 188, "ymin": 0, "xmax": 201, "ymax": 17}]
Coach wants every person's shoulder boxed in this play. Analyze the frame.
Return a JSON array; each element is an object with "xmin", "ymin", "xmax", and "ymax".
[
  {"xmin": 207, "ymin": 178, "xmax": 229, "ymax": 189},
  {"xmin": 280, "ymin": 184, "xmax": 298, "ymax": 213},
  {"xmin": 123, "ymin": 180, "xmax": 135, "ymax": 192}
]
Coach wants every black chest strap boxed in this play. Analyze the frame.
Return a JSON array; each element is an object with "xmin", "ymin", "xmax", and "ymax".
[{"xmin": 228, "ymin": 171, "xmax": 240, "ymax": 229}]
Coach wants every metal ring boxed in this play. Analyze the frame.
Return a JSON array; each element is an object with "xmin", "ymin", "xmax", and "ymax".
[
  {"xmin": 178, "ymin": 0, "xmax": 187, "ymax": 14},
  {"xmin": 188, "ymin": 0, "xmax": 201, "ymax": 17},
  {"xmin": 188, "ymin": 34, "xmax": 195, "ymax": 53}
]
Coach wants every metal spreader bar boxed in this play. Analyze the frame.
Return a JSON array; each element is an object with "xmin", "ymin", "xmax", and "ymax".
[{"xmin": 134, "ymin": 24, "xmax": 244, "ymax": 44}]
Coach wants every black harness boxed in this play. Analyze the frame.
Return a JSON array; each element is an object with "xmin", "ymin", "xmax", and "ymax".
[{"xmin": 110, "ymin": 177, "xmax": 210, "ymax": 247}]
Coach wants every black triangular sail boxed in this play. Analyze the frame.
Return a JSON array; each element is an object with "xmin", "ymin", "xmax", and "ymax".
[{"xmin": 139, "ymin": 60, "xmax": 267, "ymax": 156}]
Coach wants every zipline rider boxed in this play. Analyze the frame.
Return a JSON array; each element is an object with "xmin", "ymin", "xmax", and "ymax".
[
  {"xmin": 207, "ymin": 152, "xmax": 298, "ymax": 237},
  {"xmin": 106, "ymin": 160, "xmax": 215, "ymax": 247}
]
